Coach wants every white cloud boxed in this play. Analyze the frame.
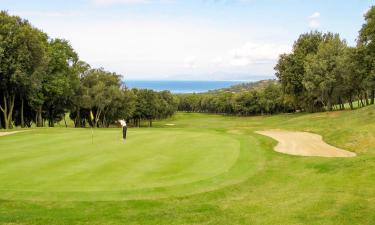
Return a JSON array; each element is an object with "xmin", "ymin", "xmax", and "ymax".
[
  {"xmin": 212, "ymin": 57, "xmax": 224, "ymax": 66},
  {"xmin": 184, "ymin": 56, "xmax": 198, "ymax": 69},
  {"xmin": 16, "ymin": 9, "xmax": 292, "ymax": 79},
  {"xmin": 309, "ymin": 12, "xmax": 320, "ymax": 19},
  {"xmin": 308, "ymin": 11, "xmax": 320, "ymax": 29},
  {"xmin": 228, "ymin": 42, "xmax": 291, "ymax": 66}
]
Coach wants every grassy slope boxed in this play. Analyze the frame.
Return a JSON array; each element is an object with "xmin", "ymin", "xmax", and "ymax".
[{"xmin": 0, "ymin": 105, "xmax": 375, "ymax": 224}]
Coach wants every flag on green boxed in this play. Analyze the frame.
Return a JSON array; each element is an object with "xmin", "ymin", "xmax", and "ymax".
[{"xmin": 90, "ymin": 110, "xmax": 94, "ymax": 121}]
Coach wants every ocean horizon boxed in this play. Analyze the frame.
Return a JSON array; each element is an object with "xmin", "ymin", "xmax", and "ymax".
[{"xmin": 123, "ymin": 78, "xmax": 273, "ymax": 93}]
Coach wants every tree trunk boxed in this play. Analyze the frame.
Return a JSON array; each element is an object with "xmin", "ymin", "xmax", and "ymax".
[
  {"xmin": 371, "ymin": 90, "xmax": 375, "ymax": 105},
  {"xmin": 326, "ymin": 88, "xmax": 334, "ymax": 111},
  {"xmin": 327, "ymin": 98, "xmax": 333, "ymax": 111},
  {"xmin": 349, "ymin": 95, "xmax": 354, "ymax": 110},
  {"xmin": 75, "ymin": 107, "xmax": 80, "ymax": 128},
  {"xmin": 93, "ymin": 109, "xmax": 102, "ymax": 128},
  {"xmin": 49, "ymin": 118, "xmax": 54, "ymax": 127},
  {"xmin": 0, "ymin": 95, "xmax": 15, "ymax": 129},
  {"xmin": 358, "ymin": 93, "xmax": 364, "ymax": 107},
  {"xmin": 0, "ymin": 98, "xmax": 8, "ymax": 129},
  {"xmin": 365, "ymin": 92, "xmax": 369, "ymax": 106},
  {"xmin": 48, "ymin": 108, "xmax": 54, "ymax": 127},
  {"xmin": 63, "ymin": 115, "xmax": 68, "ymax": 128},
  {"xmin": 103, "ymin": 114, "xmax": 107, "ymax": 128},
  {"xmin": 21, "ymin": 98, "xmax": 25, "ymax": 128},
  {"xmin": 36, "ymin": 106, "xmax": 43, "ymax": 127},
  {"xmin": 149, "ymin": 119, "xmax": 152, "ymax": 127}
]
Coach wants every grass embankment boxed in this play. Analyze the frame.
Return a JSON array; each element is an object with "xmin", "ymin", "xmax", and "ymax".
[{"xmin": 0, "ymin": 105, "xmax": 375, "ymax": 224}]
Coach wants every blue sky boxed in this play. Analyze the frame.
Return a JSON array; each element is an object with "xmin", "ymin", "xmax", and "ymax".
[{"xmin": 1, "ymin": 0, "xmax": 373, "ymax": 80}]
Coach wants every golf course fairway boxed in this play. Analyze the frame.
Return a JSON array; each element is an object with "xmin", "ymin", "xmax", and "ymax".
[{"xmin": 1, "ymin": 105, "xmax": 375, "ymax": 224}]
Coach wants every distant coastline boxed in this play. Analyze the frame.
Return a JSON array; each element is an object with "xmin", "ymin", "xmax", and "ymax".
[{"xmin": 124, "ymin": 77, "xmax": 274, "ymax": 93}]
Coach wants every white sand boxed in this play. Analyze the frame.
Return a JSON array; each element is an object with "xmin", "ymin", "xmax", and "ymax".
[{"xmin": 256, "ymin": 130, "xmax": 356, "ymax": 157}]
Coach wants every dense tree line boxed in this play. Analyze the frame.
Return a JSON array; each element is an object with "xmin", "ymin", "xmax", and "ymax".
[
  {"xmin": 177, "ymin": 6, "xmax": 375, "ymax": 115},
  {"xmin": 209, "ymin": 80, "xmax": 276, "ymax": 93},
  {"xmin": 275, "ymin": 7, "xmax": 375, "ymax": 112},
  {"xmin": 0, "ymin": 11, "xmax": 177, "ymax": 129},
  {"xmin": 177, "ymin": 81, "xmax": 292, "ymax": 115},
  {"xmin": 69, "ymin": 68, "xmax": 178, "ymax": 128}
]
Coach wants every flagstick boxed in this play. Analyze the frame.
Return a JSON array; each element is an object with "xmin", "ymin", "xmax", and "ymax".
[
  {"xmin": 91, "ymin": 127, "xmax": 94, "ymax": 144},
  {"xmin": 90, "ymin": 110, "xmax": 94, "ymax": 144}
]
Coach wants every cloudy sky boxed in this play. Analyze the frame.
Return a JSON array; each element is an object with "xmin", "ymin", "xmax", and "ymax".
[{"xmin": 1, "ymin": 0, "xmax": 373, "ymax": 80}]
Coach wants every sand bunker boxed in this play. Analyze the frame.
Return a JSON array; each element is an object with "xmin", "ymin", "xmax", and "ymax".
[
  {"xmin": 0, "ymin": 131, "xmax": 24, "ymax": 137},
  {"xmin": 256, "ymin": 130, "xmax": 356, "ymax": 157}
]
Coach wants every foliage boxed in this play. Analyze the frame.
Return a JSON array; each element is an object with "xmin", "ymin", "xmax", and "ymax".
[
  {"xmin": 176, "ymin": 81, "xmax": 291, "ymax": 115},
  {"xmin": 0, "ymin": 11, "xmax": 177, "ymax": 129}
]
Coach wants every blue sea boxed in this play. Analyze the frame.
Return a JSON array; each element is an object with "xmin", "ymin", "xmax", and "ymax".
[{"xmin": 124, "ymin": 80, "xmax": 265, "ymax": 93}]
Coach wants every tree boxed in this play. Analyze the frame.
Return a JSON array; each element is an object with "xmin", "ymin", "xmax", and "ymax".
[
  {"xmin": 303, "ymin": 33, "xmax": 348, "ymax": 111},
  {"xmin": 78, "ymin": 68, "xmax": 133, "ymax": 128},
  {"xmin": 134, "ymin": 89, "xmax": 158, "ymax": 127},
  {"xmin": 275, "ymin": 31, "xmax": 323, "ymax": 111},
  {"xmin": 341, "ymin": 46, "xmax": 369, "ymax": 109},
  {"xmin": 0, "ymin": 11, "xmax": 47, "ymax": 129},
  {"xmin": 358, "ymin": 6, "xmax": 375, "ymax": 104},
  {"xmin": 70, "ymin": 61, "xmax": 90, "ymax": 127},
  {"xmin": 258, "ymin": 82, "xmax": 284, "ymax": 114},
  {"xmin": 232, "ymin": 90, "xmax": 260, "ymax": 116},
  {"xmin": 42, "ymin": 39, "xmax": 79, "ymax": 127}
]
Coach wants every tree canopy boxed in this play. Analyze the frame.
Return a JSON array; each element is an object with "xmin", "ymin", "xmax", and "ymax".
[{"xmin": 0, "ymin": 11, "xmax": 177, "ymax": 129}]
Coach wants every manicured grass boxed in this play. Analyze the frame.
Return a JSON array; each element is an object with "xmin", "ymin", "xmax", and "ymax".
[
  {"xmin": 1, "ymin": 105, "xmax": 375, "ymax": 224},
  {"xmin": 0, "ymin": 128, "xmax": 248, "ymax": 201}
]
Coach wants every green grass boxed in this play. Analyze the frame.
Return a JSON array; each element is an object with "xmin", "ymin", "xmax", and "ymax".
[
  {"xmin": 1, "ymin": 105, "xmax": 375, "ymax": 224},
  {"xmin": 0, "ymin": 128, "xmax": 247, "ymax": 201}
]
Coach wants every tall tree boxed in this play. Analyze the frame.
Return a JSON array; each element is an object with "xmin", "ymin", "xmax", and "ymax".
[
  {"xmin": 70, "ymin": 61, "xmax": 90, "ymax": 127},
  {"xmin": 358, "ymin": 6, "xmax": 375, "ymax": 104},
  {"xmin": 81, "ymin": 68, "xmax": 123, "ymax": 127},
  {"xmin": 42, "ymin": 39, "xmax": 79, "ymax": 127},
  {"xmin": 341, "ymin": 46, "xmax": 369, "ymax": 109},
  {"xmin": 0, "ymin": 11, "xmax": 47, "ymax": 129},
  {"xmin": 275, "ymin": 31, "xmax": 323, "ymax": 111},
  {"xmin": 303, "ymin": 33, "xmax": 348, "ymax": 111}
]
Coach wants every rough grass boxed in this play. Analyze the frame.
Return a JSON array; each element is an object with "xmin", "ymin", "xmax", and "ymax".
[{"xmin": 1, "ymin": 105, "xmax": 375, "ymax": 224}]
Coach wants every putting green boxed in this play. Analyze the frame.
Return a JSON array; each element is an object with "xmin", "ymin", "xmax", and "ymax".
[{"xmin": 0, "ymin": 128, "xmax": 252, "ymax": 201}]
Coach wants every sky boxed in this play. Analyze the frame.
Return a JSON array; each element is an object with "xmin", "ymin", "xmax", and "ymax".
[{"xmin": 1, "ymin": 0, "xmax": 374, "ymax": 80}]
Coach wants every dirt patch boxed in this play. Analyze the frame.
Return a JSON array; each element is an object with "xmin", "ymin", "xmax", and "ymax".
[{"xmin": 256, "ymin": 130, "xmax": 356, "ymax": 157}]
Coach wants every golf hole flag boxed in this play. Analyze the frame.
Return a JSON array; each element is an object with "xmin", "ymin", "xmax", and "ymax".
[
  {"xmin": 90, "ymin": 110, "xmax": 94, "ymax": 143},
  {"xmin": 90, "ymin": 110, "xmax": 94, "ymax": 121}
]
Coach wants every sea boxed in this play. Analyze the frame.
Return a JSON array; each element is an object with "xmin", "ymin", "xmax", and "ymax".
[{"xmin": 124, "ymin": 79, "xmax": 270, "ymax": 93}]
